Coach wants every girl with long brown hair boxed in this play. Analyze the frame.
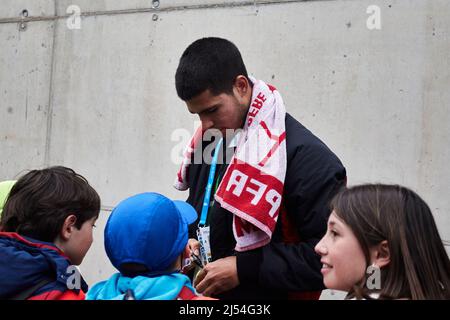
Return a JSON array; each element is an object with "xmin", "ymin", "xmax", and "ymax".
[{"xmin": 315, "ymin": 184, "xmax": 450, "ymax": 299}]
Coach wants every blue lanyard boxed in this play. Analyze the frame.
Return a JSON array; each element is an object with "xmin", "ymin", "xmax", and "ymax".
[{"xmin": 199, "ymin": 138, "xmax": 223, "ymax": 227}]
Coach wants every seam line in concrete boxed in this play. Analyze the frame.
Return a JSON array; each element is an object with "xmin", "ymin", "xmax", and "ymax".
[
  {"xmin": 44, "ymin": 1, "xmax": 57, "ymax": 167},
  {"xmin": 0, "ymin": 0, "xmax": 329, "ymax": 24},
  {"xmin": 101, "ymin": 206, "xmax": 114, "ymax": 212}
]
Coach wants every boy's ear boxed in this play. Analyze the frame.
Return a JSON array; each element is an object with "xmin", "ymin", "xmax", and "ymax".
[
  {"xmin": 60, "ymin": 214, "xmax": 77, "ymax": 241},
  {"xmin": 371, "ymin": 240, "xmax": 391, "ymax": 268}
]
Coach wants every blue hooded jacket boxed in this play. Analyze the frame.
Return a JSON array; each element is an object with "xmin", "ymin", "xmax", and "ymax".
[
  {"xmin": 86, "ymin": 272, "xmax": 197, "ymax": 300},
  {"xmin": 0, "ymin": 232, "xmax": 88, "ymax": 299},
  {"xmin": 86, "ymin": 273, "xmax": 195, "ymax": 300}
]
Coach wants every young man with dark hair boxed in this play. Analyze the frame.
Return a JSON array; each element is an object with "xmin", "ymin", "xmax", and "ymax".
[
  {"xmin": 174, "ymin": 37, "xmax": 347, "ymax": 299},
  {"xmin": 0, "ymin": 166, "xmax": 101, "ymax": 300}
]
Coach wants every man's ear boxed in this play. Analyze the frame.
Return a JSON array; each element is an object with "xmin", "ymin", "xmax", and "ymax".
[
  {"xmin": 370, "ymin": 240, "xmax": 391, "ymax": 268},
  {"xmin": 233, "ymin": 75, "xmax": 251, "ymax": 101},
  {"xmin": 60, "ymin": 214, "xmax": 77, "ymax": 241}
]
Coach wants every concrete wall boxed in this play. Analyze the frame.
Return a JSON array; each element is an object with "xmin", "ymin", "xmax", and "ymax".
[{"xmin": 1, "ymin": 0, "xmax": 449, "ymax": 298}]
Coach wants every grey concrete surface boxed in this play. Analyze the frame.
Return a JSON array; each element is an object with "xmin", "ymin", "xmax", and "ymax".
[{"xmin": 1, "ymin": 0, "xmax": 449, "ymax": 299}]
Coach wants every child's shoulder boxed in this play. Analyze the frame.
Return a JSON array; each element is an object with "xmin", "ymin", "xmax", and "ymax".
[
  {"xmin": 29, "ymin": 289, "xmax": 86, "ymax": 300},
  {"xmin": 177, "ymin": 286, "xmax": 217, "ymax": 300}
]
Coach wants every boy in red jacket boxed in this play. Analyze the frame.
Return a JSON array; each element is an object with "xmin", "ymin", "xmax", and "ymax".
[{"xmin": 0, "ymin": 166, "xmax": 101, "ymax": 300}]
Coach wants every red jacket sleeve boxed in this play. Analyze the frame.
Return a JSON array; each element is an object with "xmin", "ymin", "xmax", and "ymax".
[{"xmin": 28, "ymin": 289, "xmax": 86, "ymax": 300}]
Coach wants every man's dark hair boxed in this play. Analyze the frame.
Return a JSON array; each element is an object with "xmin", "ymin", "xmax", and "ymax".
[
  {"xmin": 0, "ymin": 166, "xmax": 101, "ymax": 243},
  {"xmin": 175, "ymin": 37, "xmax": 249, "ymax": 101}
]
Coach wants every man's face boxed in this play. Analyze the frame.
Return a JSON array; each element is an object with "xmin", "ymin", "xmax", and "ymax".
[{"xmin": 186, "ymin": 89, "xmax": 249, "ymax": 134}]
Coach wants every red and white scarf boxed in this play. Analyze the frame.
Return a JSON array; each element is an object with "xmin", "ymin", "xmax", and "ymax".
[{"xmin": 175, "ymin": 77, "xmax": 287, "ymax": 251}]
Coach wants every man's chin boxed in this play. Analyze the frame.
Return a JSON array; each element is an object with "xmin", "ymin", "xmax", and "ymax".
[{"xmin": 203, "ymin": 128, "xmax": 240, "ymax": 139}]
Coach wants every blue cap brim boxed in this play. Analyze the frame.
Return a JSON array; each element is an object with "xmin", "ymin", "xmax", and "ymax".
[{"xmin": 173, "ymin": 200, "xmax": 198, "ymax": 225}]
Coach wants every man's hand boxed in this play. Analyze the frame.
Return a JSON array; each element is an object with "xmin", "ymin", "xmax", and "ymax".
[
  {"xmin": 186, "ymin": 238, "xmax": 200, "ymax": 256},
  {"xmin": 194, "ymin": 256, "xmax": 239, "ymax": 297}
]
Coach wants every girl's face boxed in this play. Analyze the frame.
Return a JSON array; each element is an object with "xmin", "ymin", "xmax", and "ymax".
[{"xmin": 315, "ymin": 211, "xmax": 367, "ymax": 292}]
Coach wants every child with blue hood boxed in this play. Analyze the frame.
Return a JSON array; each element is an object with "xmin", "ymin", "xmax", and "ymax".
[{"xmin": 87, "ymin": 192, "xmax": 208, "ymax": 300}]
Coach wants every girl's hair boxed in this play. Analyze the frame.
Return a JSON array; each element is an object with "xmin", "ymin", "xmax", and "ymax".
[
  {"xmin": 331, "ymin": 184, "xmax": 450, "ymax": 300},
  {"xmin": 0, "ymin": 166, "xmax": 100, "ymax": 243}
]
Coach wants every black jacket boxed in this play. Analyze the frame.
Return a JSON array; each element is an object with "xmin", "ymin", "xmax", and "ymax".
[{"xmin": 186, "ymin": 113, "xmax": 346, "ymax": 299}]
